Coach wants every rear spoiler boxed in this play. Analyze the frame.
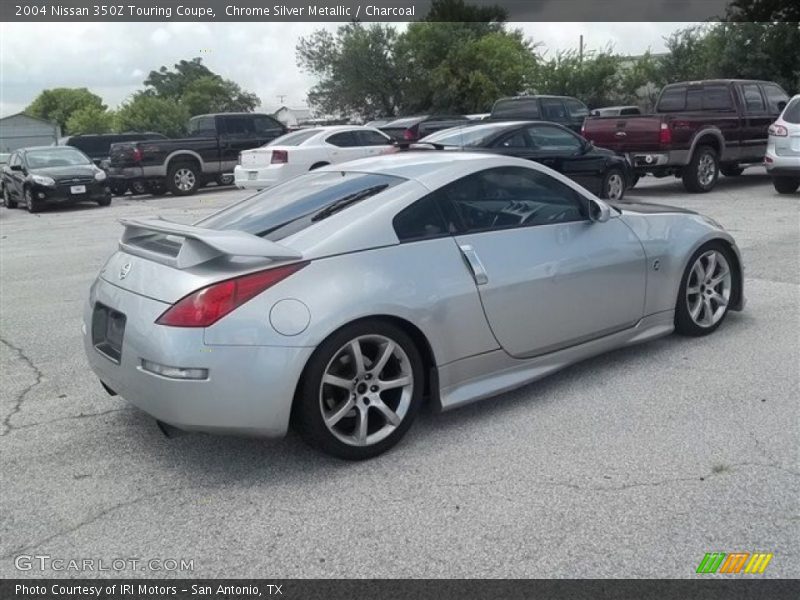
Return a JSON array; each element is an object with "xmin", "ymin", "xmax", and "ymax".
[{"xmin": 119, "ymin": 217, "xmax": 302, "ymax": 269}]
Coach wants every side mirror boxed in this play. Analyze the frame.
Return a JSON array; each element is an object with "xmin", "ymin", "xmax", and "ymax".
[
  {"xmin": 10, "ymin": 164, "xmax": 23, "ymax": 171},
  {"xmin": 588, "ymin": 198, "xmax": 611, "ymax": 223}
]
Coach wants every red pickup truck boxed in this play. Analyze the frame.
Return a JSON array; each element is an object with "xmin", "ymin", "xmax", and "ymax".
[{"xmin": 582, "ymin": 79, "xmax": 790, "ymax": 192}]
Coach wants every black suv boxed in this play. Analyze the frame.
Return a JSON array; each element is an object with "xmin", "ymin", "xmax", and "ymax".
[{"xmin": 490, "ymin": 96, "xmax": 589, "ymax": 133}]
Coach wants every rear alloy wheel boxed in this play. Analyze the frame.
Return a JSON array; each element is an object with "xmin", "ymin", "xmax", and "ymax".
[
  {"xmin": 683, "ymin": 145, "xmax": 719, "ymax": 193},
  {"xmin": 772, "ymin": 176, "xmax": 799, "ymax": 194},
  {"xmin": 601, "ymin": 168, "xmax": 626, "ymax": 201},
  {"xmin": 25, "ymin": 188, "xmax": 41, "ymax": 213},
  {"xmin": 216, "ymin": 173, "xmax": 234, "ymax": 186},
  {"xmin": 296, "ymin": 321, "xmax": 424, "ymax": 460},
  {"xmin": 97, "ymin": 195, "xmax": 112, "ymax": 207},
  {"xmin": 675, "ymin": 243, "xmax": 736, "ymax": 336},
  {"xmin": 167, "ymin": 162, "xmax": 200, "ymax": 196},
  {"xmin": 3, "ymin": 186, "xmax": 17, "ymax": 209},
  {"xmin": 110, "ymin": 182, "xmax": 128, "ymax": 196}
]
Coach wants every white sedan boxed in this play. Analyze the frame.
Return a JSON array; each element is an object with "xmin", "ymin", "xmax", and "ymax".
[{"xmin": 234, "ymin": 126, "xmax": 397, "ymax": 190}]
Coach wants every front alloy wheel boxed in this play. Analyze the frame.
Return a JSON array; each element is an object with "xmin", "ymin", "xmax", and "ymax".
[
  {"xmin": 675, "ymin": 244, "xmax": 735, "ymax": 336},
  {"xmin": 602, "ymin": 169, "xmax": 625, "ymax": 201},
  {"xmin": 296, "ymin": 321, "xmax": 423, "ymax": 459}
]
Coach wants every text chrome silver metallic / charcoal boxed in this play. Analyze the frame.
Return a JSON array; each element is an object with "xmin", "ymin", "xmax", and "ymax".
[{"xmin": 83, "ymin": 152, "xmax": 744, "ymax": 460}]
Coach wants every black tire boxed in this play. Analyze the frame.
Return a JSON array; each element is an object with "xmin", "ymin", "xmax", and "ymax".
[
  {"xmin": 216, "ymin": 173, "xmax": 234, "ymax": 186},
  {"xmin": 97, "ymin": 195, "xmax": 112, "ymax": 207},
  {"xmin": 720, "ymin": 165, "xmax": 744, "ymax": 177},
  {"xmin": 294, "ymin": 319, "xmax": 425, "ymax": 460},
  {"xmin": 167, "ymin": 161, "xmax": 200, "ymax": 196},
  {"xmin": 674, "ymin": 241, "xmax": 739, "ymax": 337},
  {"xmin": 110, "ymin": 182, "xmax": 128, "ymax": 196},
  {"xmin": 130, "ymin": 180, "xmax": 148, "ymax": 196},
  {"xmin": 3, "ymin": 186, "xmax": 17, "ymax": 209},
  {"xmin": 772, "ymin": 176, "xmax": 799, "ymax": 194},
  {"xmin": 682, "ymin": 145, "xmax": 719, "ymax": 193},
  {"xmin": 309, "ymin": 162, "xmax": 329, "ymax": 171},
  {"xmin": 628, "ymin": 175, "xmax": 640, "ymax": 189},
  {"xmin": 25, "ymin": 188, "xmax": 42, "ymax": 213},
  {"xmin": 599, "ymin": 168, "xmax": 626, "ymax": 201}
]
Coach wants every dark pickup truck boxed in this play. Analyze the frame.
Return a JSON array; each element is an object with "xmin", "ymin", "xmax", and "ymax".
[
  {"xmin": 581, "ymin": 79, "xmax": 790, "ymax": 192},
  {"xmin": 490, "ymin": 95, "xmax": 590, "ymax": 133},
  {"xmin": 107, "ymin": 112, "xmax": 287, "ymax": 196}
]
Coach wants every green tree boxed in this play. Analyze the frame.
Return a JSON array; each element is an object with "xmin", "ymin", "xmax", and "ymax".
[
  {"xmin": 65, "ymin": 106, "xmax": 115, "ymax": 135},
  {"xmin": 533, "ymin": 48, "xmax": 622, "ymax": 109},
  {"xmin": 115, "ymin": 94, "xmax": 189, "ymax": 137},
  {"xmin": 25, "ymin": 88, "xmax": 105, "ymax": 133},
  {"xmin": 143, "ymin": 57, "xmax": 259, "ymax": 115},
  {"xmin": 297, "ymin": 23, "xmax": 402, "ymax": 118}
]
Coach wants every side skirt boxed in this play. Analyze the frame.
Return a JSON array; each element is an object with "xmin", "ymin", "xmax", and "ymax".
[{"xmin": 438, "ymin": 311, "xmax": 674, "ymax": 411}]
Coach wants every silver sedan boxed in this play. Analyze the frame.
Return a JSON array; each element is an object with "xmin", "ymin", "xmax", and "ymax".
[{"xmin": 83, "ymin": 152, "xmax": 744, "ymax": 459}]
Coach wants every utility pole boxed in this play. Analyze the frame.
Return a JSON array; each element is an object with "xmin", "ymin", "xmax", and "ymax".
[
  {"xmin": 579, "ymin": 35, "xmax": 584, "ymax": 64},
  {"xmin": 276, "ymin": 94, "xmax": 287, "ymax": 104}
]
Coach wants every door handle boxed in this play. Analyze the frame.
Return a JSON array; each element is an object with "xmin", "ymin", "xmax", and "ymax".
[{"xmin": 459, "ymin": 244, "xmax": 489, "ymax": 285}]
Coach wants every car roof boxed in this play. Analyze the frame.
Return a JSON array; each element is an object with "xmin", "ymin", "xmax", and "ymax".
[{"xmin": 324, "ymin": 151, "xmax": 540, "ymax": 188}]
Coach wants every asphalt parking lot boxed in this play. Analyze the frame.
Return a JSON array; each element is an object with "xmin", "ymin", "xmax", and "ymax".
[{"xmin": 0, "ymin": 170, "xmax": 797, "ymax": 579}]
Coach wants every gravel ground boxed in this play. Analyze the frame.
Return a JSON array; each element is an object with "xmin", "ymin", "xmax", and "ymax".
[{"xmin": 0, "ymin": 169, "xmax": 797, "ymax": 578}]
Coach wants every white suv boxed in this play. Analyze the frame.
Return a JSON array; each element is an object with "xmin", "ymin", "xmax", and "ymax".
[{"xmin": 766, "ymin": 94, "xmax": 800, "ymax": 194}]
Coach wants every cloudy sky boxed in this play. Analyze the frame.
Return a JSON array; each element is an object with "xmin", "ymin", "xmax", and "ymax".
[{"xmin": 0, "ymin": 22, "xmax": 697, "ymax": 117}]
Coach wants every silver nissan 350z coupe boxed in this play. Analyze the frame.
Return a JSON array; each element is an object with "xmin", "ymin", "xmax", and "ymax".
[{"xmin": 83, "ymin": 152, "xmax": 744, "ymax": 459}]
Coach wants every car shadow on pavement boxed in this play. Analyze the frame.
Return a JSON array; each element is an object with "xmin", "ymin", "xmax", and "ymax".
[
  {"xmin": 626, "ymin": 171, "xmax": 773, "ymax": 199},
  {"xmin": 112, "ymin": 311, "xmax": 751, "ymax": 485}
]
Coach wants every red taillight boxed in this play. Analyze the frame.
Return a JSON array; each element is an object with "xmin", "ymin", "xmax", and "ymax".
[
  {"xmin": 659, "ymin": 122, "xmax": 672, "ymax": 145},
  {"xmin": 769, "ymin": 123, "xmax": 788, "ymax": 137},
  {"xmin": 403, "ymin": 128, "xmax": 415, "ymax": 141},
  {"xmin": 131, "ymin": 147, "xmax": 143, "ymax": 162},
  {"xmin": 271, "ymin": 150, "xmax": 288, "ymax": 164},
  {"xmin": 156, "ymin": 262, "xmax": 309, "ymax": 327}
]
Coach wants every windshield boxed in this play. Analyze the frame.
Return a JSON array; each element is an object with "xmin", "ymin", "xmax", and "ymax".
[
  {"xmin": 421, "ymin": 123, "xmax": 512, "ymax": 147},
  {"xmin": 25, "ymin": 147, "xmax": 92, "ymax": 168},
  {"xmin": 267, "ymin": 129, "xmax": 320, "ymax": 147},
  {"xmin": 197, "ymin": 171, "xmax": 405, "ymax": 241}
]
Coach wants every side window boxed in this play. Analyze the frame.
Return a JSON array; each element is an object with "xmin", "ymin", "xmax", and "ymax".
[
  {"xmin": 540, "ymin": 99, "xmax": 568, "ymax": 121},
  {"xmin": 526, "ymin": 125, "xmax": 582, "ymax": 152},
  {"xmin": 221, "ymin": 116, "xmax": 256, "ymax": 136},
  {"xmin": 702, "ymin": 85, "xmax": 733, "ymax": 110},
  {"xmin": 742, "ymin": 84, "xmax": 766, "ymax": 113},
  {"xmin": 326, "ymin": 132, "xmax": 359, "ymax": 147},
  {"xmin": 439, "ymin": 166, "xmax": 587, "ymax": 233},
  {"xmin": 252, "ymin": 116, "xmax": 284, "ymax": 135},
  {"xmin": 393, "ymin": 193, "xmax": 449, "ymax": 242},
  {"xmin": 620, "ymin": 107, "xmax": 641, "ymax": 115},
  {"xmin": 8, "ymin": 153, "xmax": 20, "ymax": 167},
  {"xmin": 188, "ymin": 116, "xmax": 215, "ymax": 137},
  {"xmin": 564, "ymin": 99, "xmax": 589, "ymax": 118},
  {"xmin": 357, "ymin": 130, "xmax": 393, "ymax": 146},
  {"xmin": 497, "ymin": 131, "xmax": 529, "ymax": 149},
  {"xmin": 762, "ymin": 84, "xmax": 789, "ymax": 114},
  {"xmin": 657, "ymin": 87, "xmax": 686, "ymax": 111}
]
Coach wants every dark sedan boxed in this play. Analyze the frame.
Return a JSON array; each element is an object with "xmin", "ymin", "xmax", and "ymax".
[
  {"xmin": 380, "ymin": 115, "xmax": 469, "ymax": 144},
  {"xmin": 2, "ymin": 146, "xmax": 111, "ymax": 213},
  {"xmin": 416, "ymin": 121, "xmax": 632, "ymax": 201}
]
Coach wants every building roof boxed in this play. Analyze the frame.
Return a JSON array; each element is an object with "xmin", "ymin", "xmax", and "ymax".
[{"xmin": 0, "ymin": 112, "xmax": 60, "ymax": 127}]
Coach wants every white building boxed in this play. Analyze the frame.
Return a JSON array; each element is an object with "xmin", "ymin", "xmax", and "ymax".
[
  {"xmin": 273, "ymin": 106, "xmax": 313, "ymax": 128},
  {"xmin": 0, "ymin": 113, "xmax": 62, "ymax": 152}
]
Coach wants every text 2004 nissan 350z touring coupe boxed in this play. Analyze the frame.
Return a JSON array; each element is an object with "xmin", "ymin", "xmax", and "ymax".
[{"xmin": 83, "ymin": 153, "xmax": 744, "ymax": 459}]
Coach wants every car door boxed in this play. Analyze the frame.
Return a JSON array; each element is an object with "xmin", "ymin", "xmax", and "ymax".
[
  {"xmin": 439, "ymin": 166, "xmax": 646, "ymax": 358},
  {"xmin": 325, "ymin": 131, "xmax": 368, "ymax": 163},
  {"xmin": 737, "ymin": 83, "xmax": 772, "ymax": 162},
  {"xmin": 355, "ymin": 129, "xmax": 396, "ymax": 158}
]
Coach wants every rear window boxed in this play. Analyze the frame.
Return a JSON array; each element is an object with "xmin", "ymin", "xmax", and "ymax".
[
  {"xmin": 492, "ymin": 98, "xmax": 540, "ymax": 118},
  {"xmin": 267, "ymin": 129, "xmax": 320, "ymax": 146},
  {"xmin": 783, "ymin": 97, "xmax": 800, "ymax": 124},
  {"xmin": 197, "ymin": 172, "xmax": 405, "ymax": 241}
]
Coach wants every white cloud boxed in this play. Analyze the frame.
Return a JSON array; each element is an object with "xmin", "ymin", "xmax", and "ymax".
[{"xmin": 0, "ymin": 21, "xmax": 695, "ymax": 117}]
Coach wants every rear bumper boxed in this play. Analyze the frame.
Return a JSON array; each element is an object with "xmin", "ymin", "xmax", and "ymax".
[
  {"xmin": 82, "ymin": 278, "xmax": 313, "ymax": 437},
  {"xmin": 765, "ymin": 151, "xmax": 800, "ymax": 175},
  {"xmin": 233, "ymin": 164, "xmax": 287, "ymax": 190},
  {"xmin": 626, "ymin": 150, "xmax": 689, "ymax": 170}
]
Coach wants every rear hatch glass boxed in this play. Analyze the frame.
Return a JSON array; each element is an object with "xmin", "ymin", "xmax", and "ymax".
[
  {"xmin": 491, "ymin": 98, "xmax": 540, "ymax": 118},
  {"xmin": 197, "ymin": 171, "xmax": 405, "ymax": 241}
]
